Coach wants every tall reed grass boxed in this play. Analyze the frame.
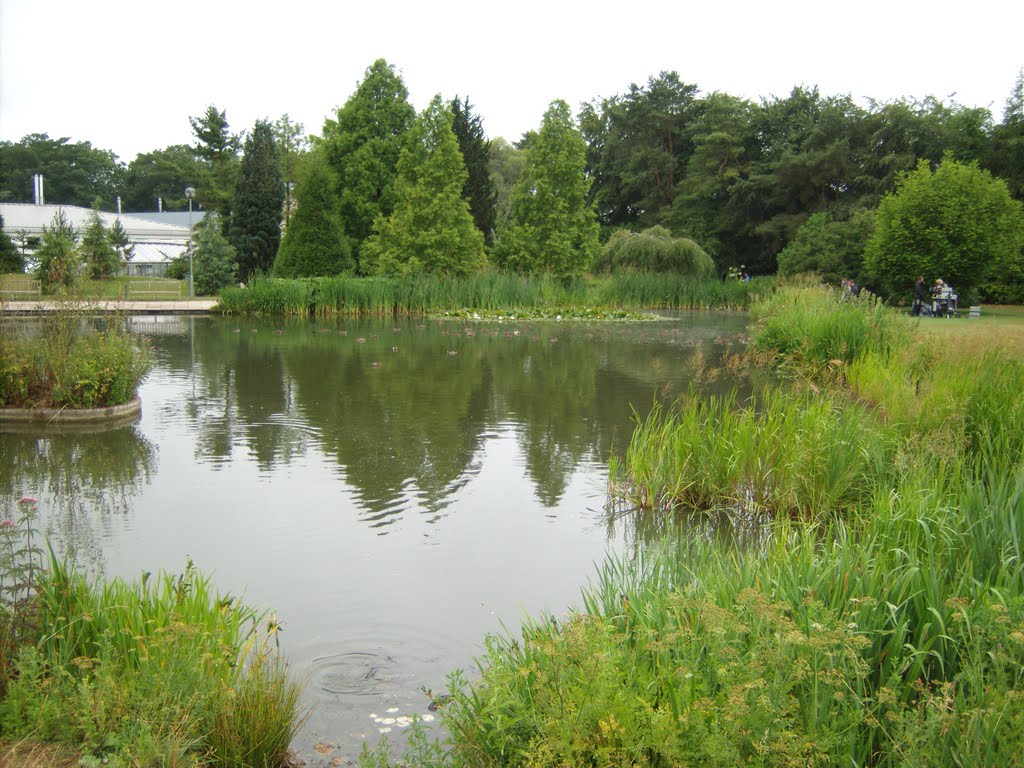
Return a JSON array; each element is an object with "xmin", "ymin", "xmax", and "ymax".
[{"xmin": 217, "ymin": 273, "xmax": 772, "ymax": 317}]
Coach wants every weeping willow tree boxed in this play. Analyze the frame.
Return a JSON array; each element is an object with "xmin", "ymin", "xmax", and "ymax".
[{"xmin": 592, "ymin": 225, "xmax": 715, "ymax": 277}]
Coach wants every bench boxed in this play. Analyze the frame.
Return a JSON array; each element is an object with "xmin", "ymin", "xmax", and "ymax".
[
  {"xmin": 0, "ymin": 278, "xmax": 42, "ymax": 298},
  {"xmin": 126, "ymin": 281, "xmax": 182, "ymax": 300}
]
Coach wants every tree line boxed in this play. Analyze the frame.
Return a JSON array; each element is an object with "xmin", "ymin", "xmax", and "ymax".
[{"xmin": 2, "ymin": 60, "xmax": 1023, "ymax": 302}]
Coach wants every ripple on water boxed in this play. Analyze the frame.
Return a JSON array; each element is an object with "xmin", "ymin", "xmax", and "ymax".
[{"xmin": 310, "ymin": 651, "xmax": 398, "ymax": 696}]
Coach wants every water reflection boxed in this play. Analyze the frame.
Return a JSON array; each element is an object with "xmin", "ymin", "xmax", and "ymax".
[
  {"xmin": 136, "ymin": 315, "xmax": 751, "ymax": 531},
  {"xmin": 0, "ymin": 424, "xmax": 158, "ymax": 572}
]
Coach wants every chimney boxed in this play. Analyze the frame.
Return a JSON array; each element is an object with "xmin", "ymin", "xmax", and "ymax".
[
  {"xmin": 158, "ymin": 197, "xmax": 163, "ymax": 212},
  {"xmin": 33, "ymin": 174, "xmax": 45, "ymax": 205},
  {"xmin": 117, "ymin": 196, "xmax": 122, "ymax": 214}
]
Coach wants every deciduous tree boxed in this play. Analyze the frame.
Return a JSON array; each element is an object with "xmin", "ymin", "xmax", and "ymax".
[
  {"xmin": 121, "ymin": 144, "xmax": 205, "ymax": 212},
  {"xmin": 321, "ymin": 59, "xmax": 416, "ymax": 268},
  {"xmin": 863, "ymin": 157, "xmax": 1024, "ymax": 301},
  {"xmin": 0, "ymin": 134, "xmax": 123, "ymax": 207},
  {"xmin": 0, "ymin": 214, "xmax": 24, "ymax": 273}
]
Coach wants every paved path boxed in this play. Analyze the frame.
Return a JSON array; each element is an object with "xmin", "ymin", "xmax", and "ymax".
[{"xmin": 1, "ymin": 299, "xmax": 218, "ymax": 315}]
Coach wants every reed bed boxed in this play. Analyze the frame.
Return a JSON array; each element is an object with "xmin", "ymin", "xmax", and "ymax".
[
  {"xmin": 217, "ymin": 273, "xmax": 772, "ymax": 316},
  {"xmin": 1, "ymin": 557, "xmax": 304, "ymax": 767}
]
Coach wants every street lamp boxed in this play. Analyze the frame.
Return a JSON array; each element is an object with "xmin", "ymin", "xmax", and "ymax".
[{"xmin": 184, "ymin": 187, "xmax": 195, "ymax": 298}]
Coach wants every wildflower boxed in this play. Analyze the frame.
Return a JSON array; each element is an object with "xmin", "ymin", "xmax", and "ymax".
[
  {"xmin": 17, "ymin": 496, "xmax": 38, "ymax": 505},
  {"xmin": 0, "ymin": 520, "xmax": 14, "ymax": 528}
]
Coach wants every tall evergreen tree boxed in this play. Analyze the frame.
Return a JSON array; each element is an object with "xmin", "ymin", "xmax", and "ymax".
[
  {"xmin": 321, "ymin": 59, "xmax": 416, "ymax": 269},
  {"xmin": 362, "ymin": 96, "xmax": 485, "ymax": 277},
  {"xmin": 190, "ymin": 105, "xmax": 241, "ymax": 227},
  {"xmin": 493, "ymin": 100, "xmax": 599, "ymax": 277},
  {"xmin": 274, "ymin": 157, "xmax": 353, "ymax": 277},
  {"xmin": 0, "ymin": 213, "xmax": 24, "ymax": 273},
  {"xmin": 80, "ymin": 206, "xmax": 118, "ymax": 279},
  {"xmin": 33, "ymin": 210, "xmax": 79, "ymax": 290},
  {"xmin": 451, "ymin": 96, "xmax": 497, "ymax": 245},
  {"xmin": 191, "ymin": 214, "xmax": 238, "ymax": 296},
  {"xmin": 229, "ymin": 120, "xmax": 284, "ymax": 282},
  {"xmin": 109, "ymin": 219, "xmax": 135, "ymax": 268}
]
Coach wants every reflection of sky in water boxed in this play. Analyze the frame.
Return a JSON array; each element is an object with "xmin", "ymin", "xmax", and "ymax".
[{"xmin": 0, "ymin": 312, "xmax": 754, "ymax": 760}]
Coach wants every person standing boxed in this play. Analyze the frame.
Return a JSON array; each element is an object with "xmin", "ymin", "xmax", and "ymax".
[{"xmin": 912, "ymin": 276, "xmax": 926, "ymax": 316}]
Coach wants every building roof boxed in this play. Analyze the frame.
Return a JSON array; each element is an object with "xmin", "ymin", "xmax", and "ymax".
[
  {"xmin": 0, "ymin": 202, "xmax": 190, "ymax": 244},
  {"xmin": 121, "ymin": 211, "xmax": 207, "ymax": 229}
]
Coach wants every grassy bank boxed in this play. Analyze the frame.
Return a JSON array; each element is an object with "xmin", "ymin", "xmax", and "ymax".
[
  {"xmin": 0, "ymin": 499, "xmax": 303, "ymax": 767},
  {"xmin": 216, "ymin": 273, "xmax": 774, "ymax": 316},
  {"xmin": 377, "ymin": 286, "xmax": 1024, "ymax": 767}
]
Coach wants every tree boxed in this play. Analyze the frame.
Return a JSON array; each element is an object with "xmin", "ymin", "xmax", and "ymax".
[
  {"xmin": 190, "ymin": 106, "xmax": 241, "ymax": 226},
  {"xmin": 451, "ymin": 96, "xmax": 497, "ymax": 245},
  {"xmin": 121, "ymin": 144, "xmax": 205, "ymax": 212},
  {"xmin": 0, "ymin": 134, "xmax": 123, "ymax": 207},
  {"xmin": 229, "ymin": 120, "xmax": 284, "ymax": 282},
  {"xmin": 984, "ymin": 70, "xmax": 1024, "ymax": 202},
  {"xmin": 362, "ymin": 96, "xmax": 485, "ymax": 277},
  {"xmin": 775, "ymin": 209, "xmax": 875, "ymax": 285},
  {"xmin": 592, "ymin": 225, "xmax": 716, "ymax": 277},
  {"xmin": 492, "ymin": 100, "xmax": 599, "ymax": 277},
  {"xmin": 0, "ymin": 214, "xmax": 24, "ymax": 273},
  {"xmin": 274, "ymin": 157, "xmax": 353, "ymax": 277},
  {"xmin": 34, "ymin": 210, "xmax": 79, "ymax": 289},
  {"xmin": 321, "ymin": 59, "xmax": 416, "ymax": 268},
  {"xmin": 191, "ymin": 214, "xmax": 238, "ymax": 295},
  {"xmin": 863, "ymin": 157, "xmax": 1024, "ymax": 301},
  {"xmin": 80, "ymin": 206, "xmax": 118, "ymax": 279},
  {"xmin": 109, "ymin": 219, "xmax": 135, "ymax": 268},
  {"xmin": 272, "ymin": 114, "xmax": 310, "ymax": 226},
  {"xmin": 488, "ymin": 137, "xmax": 526, "ymax": 229}
]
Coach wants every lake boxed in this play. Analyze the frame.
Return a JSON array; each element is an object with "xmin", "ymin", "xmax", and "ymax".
[{"xmin": 0, "ymin": 311, "xmax": 753, "ymax": 762}]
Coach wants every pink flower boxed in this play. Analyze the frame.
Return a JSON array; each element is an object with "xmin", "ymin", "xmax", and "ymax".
[
  {"xmin": 0, "ymin": 520, "xmax": 14, "ymax": 528},
  {"xmin": 17, "ymin": 496, "xmax": 38, "ymax": 505}
]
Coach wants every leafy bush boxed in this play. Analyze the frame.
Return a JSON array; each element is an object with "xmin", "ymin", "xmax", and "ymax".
[{"xmin": 592, "ymin": 225, "xmax": 716, "ymax": 278}]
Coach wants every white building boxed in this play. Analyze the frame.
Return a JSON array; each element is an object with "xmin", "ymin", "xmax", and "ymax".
[{"xmin": 0, "ymin": 202, "xmax": 199, "ymax": 277}]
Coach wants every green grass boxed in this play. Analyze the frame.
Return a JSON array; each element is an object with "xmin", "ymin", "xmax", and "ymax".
[{"xmin": 1, "ymin": 557, "xmax": 304, "ymax": 767}]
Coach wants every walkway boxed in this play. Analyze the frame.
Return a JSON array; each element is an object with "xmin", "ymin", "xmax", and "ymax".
[{"xmin": 0, "ymin": 299, "xmax": 218, "ymax": 315}]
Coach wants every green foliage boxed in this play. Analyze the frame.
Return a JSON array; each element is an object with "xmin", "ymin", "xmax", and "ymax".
[
  {"xmin": 108, "ymin": 218, "xmax": 134, "ymax": 267},
  {"xmin": 272, "ymin": 114, "xmax": 310, "ymax": 226},
  {"xmin": 487, "ymin": 138, "xmax": 525, "ymax": 231},
  {"xmin": 229, "ymin": 119, "xmax": 285, "ymax": 282},
  {"xmin": 0, "ymin": 326, "xmax": 151, "ymax": 409},
  {"xmin": 592, "ymin": 225, "xmax": 715, "ymax": 277},
  {"xmin": 362, "ymin": 96, "xmax": 486, "ymax": 277},
  {"xmin": 493, "ymin": 100, "xmax": 600, "ymax": 277},
  {"xmin": 191, "ymin": 214, "xmax": 238, "ymax": 296},
  {"xmin": 451, "ymin": 96, "xmax": 498, "ymax": 244},
  {"xmin": 0, "ymin": 133, "xmax": 123, "ymax": 208},
  {"xmin": 190, "ymin": 105, "xmax": 241, "ymax": 226},
  {"xmin": 0, "ymin": 213, "xmax": 25, "ymax": 273},
  {"xmin": 274, "ymin": 156, "xmax": 353, "ymax": 277},
  {"xmin": 864, "ymin": 157, "xmax": 1024, "ymax": 301},
  {"xmin": 2, "ymin": 557, "xmax": 303, "ymax": 766},
  {"xmin": 79, "ymin": 207, "xmax": 119, "ymax": 280},
  {"xmin": 32, "ymin": 210, "xmax": 79, "ymax": 290},
  {"xmin": 322, "ymin": 59, "xmax": 416, "ymax": 267},
  {"xmin": 120, "ymin": 143, "xmax": 205, "ymax": 212},
  {"xmin": 776, "ymin": 208, "xmax": 875, "ymax": 284}
]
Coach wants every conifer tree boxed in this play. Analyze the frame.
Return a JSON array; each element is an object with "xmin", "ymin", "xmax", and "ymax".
[
  {"xmin": 493, "ymin": 100, "xmax": 599, "ymax": 277},
  {"xmin": 192, "ymin": 214, "xmax": 238, "ymax": 295},
  {"xmin": 361, "ymin": 97, "xmax": 485, "ymax": 277},
  {"xmin": 321, "ymin": 59, "xmax": 416, "ymax": 269},
  {"xmin": 190, "ymin": 105, "xmax": 241, "ymax": 228},
  {"xmin": 274, "ymin": 158, "xmax": 353, "ymax": 277},
  {"xmin": 451, "ymin": 96, "xmax": 497, "ymax": 245},
  {"xmin": 229, "ymin": 120, "xmax": 285, "ymax": 282},
  {"xmin": 109, "ymin": 219, "xmax": 135, "ymax": 269},
  {"xmin": 34, "ymin": 210, "xmax": 79, "ymax": 289},
  {"xmin": 81, "ymin": 206, "xmax": 118, "ymax": 279}
]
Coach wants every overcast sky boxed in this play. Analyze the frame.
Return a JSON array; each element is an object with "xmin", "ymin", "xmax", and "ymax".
[{"xmin": 2, "ymin": 0, "xmax": 1021, "ymax": 163}]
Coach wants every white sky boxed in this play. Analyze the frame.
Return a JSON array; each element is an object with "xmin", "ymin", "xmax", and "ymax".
[{"xmin": 2, "ymin": 0, "xmax": 1022, "ymax": 163}]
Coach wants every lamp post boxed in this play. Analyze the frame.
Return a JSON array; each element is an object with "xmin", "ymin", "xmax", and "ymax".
[{"xmin": 184, "ymin": 187, "xmax": 195, "ymax": 298}]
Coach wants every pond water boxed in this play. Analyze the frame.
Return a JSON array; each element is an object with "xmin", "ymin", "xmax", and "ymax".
[{"xmin": 0, "ymin": 312, "xmax": 753, "ymax": 762}]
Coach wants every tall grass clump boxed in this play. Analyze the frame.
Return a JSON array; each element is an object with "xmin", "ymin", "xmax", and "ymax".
[
  {"xmin": 597, "ymin": 272, "xmax": 772, "ymax": 310},
  {"xmin": 1, "ymin": 556, "xmax": 304, "ymax": 767},
  {"xmin": 611, "ymin": 388, "xmax": 897, "ymax": 520},
  {"xmin": 751, "ymin": 284, "xmax": 910, "ymax": 378}
]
